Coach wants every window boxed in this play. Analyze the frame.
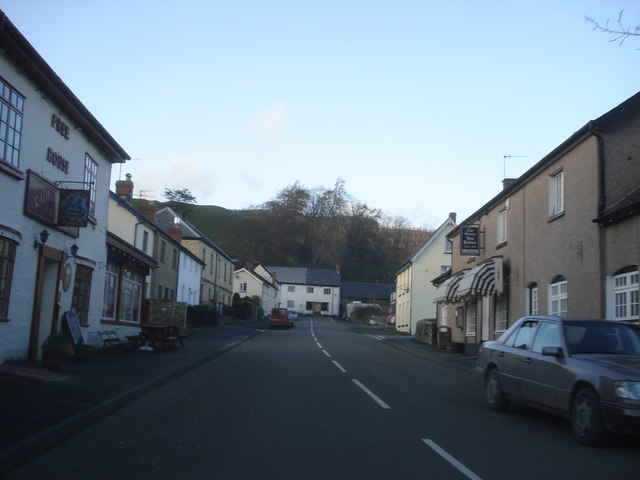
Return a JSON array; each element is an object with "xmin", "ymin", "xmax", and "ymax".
[
  {"xmin": 549, "ymin": 276, "xmax": 568, "ymax": 316},
  {"xmin": 157, "ymin": 285, "xmax": 163, "ymax": 298},
  {"xmin": 84, "ymin": 154, "xmax": 98, "ymax": 218},
  {"xmin": 440, "ymin": 265, "xmax": 450, "ymax": 274},
  {"xmin": 495, "ymin": 297, "xmax": 508, "ymax": 332},
  {"xmin": 324, "ymin": 288, "xmax": 331, "ymax": 295},
  {"xmin": 142, "ymin": 231, "xmax": 149, "ymax": 253},
  {"xmin": 288, "ymin": 285, "xmax": 295, "ymax": 292},
  {"xmin": 239, "ymin": 282, "xmax": 247, "ymax": 293},
  {"xmin": 160, "ymin": 241, "xmax": 166, "ymax": 262},
  {"xmin": 444, "ymin": 238, "xmax": 452, "ymax": 254},
  {"xmin": 549, "ymin": 169, "xmax": 564, "ymax": 218},
  {"xmin": 71, "ymin": 265, "xmax": 93, "ymax": 324},
  {"xmin": 102, "ymin": 262, "xmax": 118, "ymax": 319},
  {"xmin": 507, "ymin": 320, "xmax": 538, "ymax": 349},
  {"xmin": 465, "ymin": 301, "xmax": 476, "ymax": 336},
  {"xmin": 531, "ymin": 322, "xmax": 561, "ymax": 353},
  {"xmin": 119, "ymin": 267, "xmax": 142, "ymax": 322},
  {"xmin": 440, "ymin": 306, "xmax": 448, "ymax": 326},
  {"xmin": 210, "ymin": 253, "xmax": 213, "ymax": 274},
  {"xmin": 0, "ymin": 236, "xmax": 17, "ymax": 319},
  {"xmin": 0, "ymin": 79, "xmax": 24, "ymax": 169},
  {"xmin": 527, "ymin": 283, "xmax": 539, "ymax": 315},
  {"xmin": 613, "ymin": 268, "xmax": 639, "ymax": 321},
  {"xmin": 497, "ymin": 207, "xmax": 507, "ymax": 246},
  {"xmin": 307, "ymin": 287, "xmax": 314, "ymax": 294},
  {"xmin": 287, "ymin": 300, "xmax": 294, "ymax": 308}
]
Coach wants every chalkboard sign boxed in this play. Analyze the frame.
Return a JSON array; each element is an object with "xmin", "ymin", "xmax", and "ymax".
[{"xmin": 63, "ymin": 310, "xmax": 84, "ymax": 347}]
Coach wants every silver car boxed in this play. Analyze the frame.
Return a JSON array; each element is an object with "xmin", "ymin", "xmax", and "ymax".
[{"xmin": 476, "ymin": 316, "xmax": 640, "ymax": 445}]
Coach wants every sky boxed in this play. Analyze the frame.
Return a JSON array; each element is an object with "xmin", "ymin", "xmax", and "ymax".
[{"xmin": 1, "ymin": 1, "xmax": 638, "ymax": 229}]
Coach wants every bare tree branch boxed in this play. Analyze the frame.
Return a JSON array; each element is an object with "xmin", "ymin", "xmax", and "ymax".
[{"xmin": 585, "ymin": 9, "xmax": 640, "ymax": 46}]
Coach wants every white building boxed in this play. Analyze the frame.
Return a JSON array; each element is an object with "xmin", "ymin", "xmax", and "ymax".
[
  {"xmin": 266, "ymin": 266, "xmax": 341, "ymax": 316},
  {"xmin": 234, "ymin": 264, "xmax": 279, "ymax": 314},
  {"xmin": 0, "ymin": 12, "xmax": 130, "ymax": 363},
  {"xmin": 394, "ymin": 214, "xmax": 456, "ymax": 334},
  {"xmin": 177, "ymin": 249, "xmax": 203, "ymax": 306}
]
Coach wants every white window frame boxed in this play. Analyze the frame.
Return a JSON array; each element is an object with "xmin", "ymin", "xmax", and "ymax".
[
  {"xmin": 495, "ymin": 297, "xmax": 508, "ymax": 332},
  {"xmin": 287, "ymin": 285, "xmax": 295, "ymax": 292},
  {"xmin": 613, "ymin": 269, "xmax": 639, "ymax": 321},
  {"xmin": 549, "ymin": 169, "xmax": 564, "ymax": 218},
  {"xmin": 497, "ymin": 207, "xmax": 507, "ymax": 245},
  {"xmin": 84, "ymin": 153, "xmax": 98, "ymax": 218},
  {"xmin": 239, "ymin": 282, "xmax": 247, "ymax": 293},
  {"xmin": 465, "ymin": 301, "xmax": 477, "ymax": 336},
  {"xmin": 549, "ymin": 278, "xmax": 568, "ymax": 316},
  {"xmin": 526, "ymin": 284, "xmax": 539, "ymax": 316}
]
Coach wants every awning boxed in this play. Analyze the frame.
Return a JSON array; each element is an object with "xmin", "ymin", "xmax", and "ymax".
[
  {"xmin": 434, "ymin": 273, "xmax": 465, "ymax": 303},
  {"xmin": 456, "ymin": 257, "xmax": 503, "ymax": 298}
]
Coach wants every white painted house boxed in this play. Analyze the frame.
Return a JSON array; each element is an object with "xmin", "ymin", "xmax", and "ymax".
[
  {"xmin": 0, "ymin": 12, "xmax": 130, "ymax": 363},
  {"xmin": 177, "ymin": 248, "xmax": 203, "ymax": 306},
  {"xmin": 394, "ymin": 213, "xmax": 457, "ymax": 334},
  {"xmin": 233, "ymin": 264, "xmax": 279, "ymax": 313},
  {"xmin": 266, "ymin": 266, "xmax": 341, "ymax": 316}
]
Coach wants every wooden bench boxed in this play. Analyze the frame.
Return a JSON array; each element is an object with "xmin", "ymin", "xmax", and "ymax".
[{"xmin": 97, "ymin": 330, "xmax": 125, "ymax": 349}]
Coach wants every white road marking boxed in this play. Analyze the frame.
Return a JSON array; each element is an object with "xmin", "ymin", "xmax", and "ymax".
[
  {"xmin": 332, "ymin": 360, "xmax": 347, "ymax": 373},
  {"xmin": 316, "ymin": 341, "xmax": 323, "ymax": 349},
  {"xmin": 421, "ymin": 439, "xmax": 483, "ymax": 480},
  {"xmin": 367, "ymin": 334, "xmax": 385, "ymax": 341},
  {"xmin": 352, "ymin": 379, "xmax": 391, "ymax": 409},
  {"xmin": 322, "ymin": 349, "xmax": 332, "ymax": 358}
]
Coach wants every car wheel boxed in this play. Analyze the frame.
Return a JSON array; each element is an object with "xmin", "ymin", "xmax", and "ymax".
[
  {"xmin": 571, "ymin": 387, "xmax": 609, "ymax": 446},
  {"xmin": 485, "ymin": 367, "xmax": 509, "ymax": 411}
]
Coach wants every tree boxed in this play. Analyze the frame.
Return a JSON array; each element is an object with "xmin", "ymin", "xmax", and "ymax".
[
  {"xmin": 163, "ymin": 188, "xmax": 197, "ymax": 219},
  {"xmin": 585, "ymin": 9, "xmax": 640, "ymax": 46}
]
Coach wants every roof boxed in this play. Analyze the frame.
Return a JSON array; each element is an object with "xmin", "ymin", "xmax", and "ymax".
[
  {"xmin": 395, "ymin": 215, "xmax": 456, "ymax": 275},
  {"xmin": 0, "ymin": 10, "xmax": 129, "ymax": 163},
  {"xmin": 266, "ymin": 266, "xmax": 341, "ymax": 287},
  {"xmin": 155, "ymin": 207, "xmax": 234, "ymax": 262},
  {"xmin": 450, "ymin": 90, "xmax": 640, "ymax": 235},
  {"xmin": 593, "ymin": 187, "xmax": 640, "ymax": 226},
  {"xmin": 341, "ymin": 281, "xmax": 395, "ymax": 300}
]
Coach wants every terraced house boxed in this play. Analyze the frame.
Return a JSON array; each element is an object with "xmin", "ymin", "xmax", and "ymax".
[{"xmin": 435, "ymin": 91, "xmax": 640, "ymax": 354}]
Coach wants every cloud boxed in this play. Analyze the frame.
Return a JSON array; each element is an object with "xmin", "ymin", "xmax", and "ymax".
[{"xmin": 250, "ymin": 102, "xmax": 286, "ymax": 136}]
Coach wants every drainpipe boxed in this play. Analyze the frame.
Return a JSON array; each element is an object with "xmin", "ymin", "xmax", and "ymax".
[{"xmin": 589, "ymin": 121, "xmax": 607, "ymax": 319}]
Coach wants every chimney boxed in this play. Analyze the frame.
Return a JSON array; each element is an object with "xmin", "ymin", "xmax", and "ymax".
[
  {"xmin": 449, "ymin": 212, "xmax": 457, "ymax": 222},
  {"xmin": 502, "ymin": 178, "xmax": 517, "ymax": 190},
  {"xmin": 167, "ymin": 225, "xmax": 182, "ymax": 243},
  {"xmin": 139, "ymin": 201, "xmax": 156, "ymax": 223},
  {"xmin": 115, "ymin": 173, "xmax": 134, "ymax": 202}
]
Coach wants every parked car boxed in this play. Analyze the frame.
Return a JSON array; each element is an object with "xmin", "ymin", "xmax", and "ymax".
[
  {"xmin": 385, "ymin": 314, "xmax": 396, "ymax": 325},
  {"xmin": 476, "ymin": 316, "xmax": 640, "ymax": 445},
  {"xmin": 269, "ymin": 307, "xmax": 294, "ymax": 329},
  {"xmin": 288, "ymin": 310, "xmax": 298, "ymax": 320}
]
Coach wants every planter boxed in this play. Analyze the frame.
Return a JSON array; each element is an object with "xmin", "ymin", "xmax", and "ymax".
[
  {"xmin": 41, "ymin": 345, "xmax": 66, "ymax": 369},
  {"xmin": 74, "ymin": 344, "xmax": 97, "ymax": 362}
]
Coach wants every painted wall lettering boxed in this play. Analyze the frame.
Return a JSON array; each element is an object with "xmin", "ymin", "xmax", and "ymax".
[
  {"xmin": 51, "ymin": 113, "xmax": 70, "ymax": 139},
  {"xmin": 46, "ymin": 147, "xmax": 69, "ymax": 173}
]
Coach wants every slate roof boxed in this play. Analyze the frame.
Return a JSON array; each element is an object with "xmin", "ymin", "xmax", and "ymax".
[{"xmin": 266, "ymin": 266, "xmax": 341, "ymax": 287}]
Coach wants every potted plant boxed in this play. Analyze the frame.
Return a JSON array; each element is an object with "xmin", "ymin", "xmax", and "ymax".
[{"xmin": 41, "ymin": 333, "xmax": 67, "ymax": 368}]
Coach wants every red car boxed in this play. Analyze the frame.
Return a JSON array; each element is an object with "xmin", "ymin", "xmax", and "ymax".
[
  {"xmin": 385, "ymin": 314, "xmax": 396, "ymax": 325},
  {"xmin": 269, "ymin": 308, "xmax": 294, "ymax": 329}
]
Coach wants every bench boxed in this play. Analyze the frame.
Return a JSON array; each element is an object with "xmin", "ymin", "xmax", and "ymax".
[{"xmin": 97, "ymin": 330, "xmax": 125, "ymax": 349}]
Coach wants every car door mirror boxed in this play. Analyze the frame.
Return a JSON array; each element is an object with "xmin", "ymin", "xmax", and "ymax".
[{"xmin": 541, "ymin": 346, "xmax": 565, "ymax": 358}]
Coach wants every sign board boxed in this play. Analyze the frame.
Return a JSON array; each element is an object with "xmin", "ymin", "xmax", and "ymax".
[
  {"xmin": 63, "ymin": 310, "xmax": 84, "ymax": 347},
  {"xmin": 460, "ymin": 226, "xmax": 480, "ymax": 256},
  {"xmin": 58, "ymin": 189, "xmax": 90, "ymax": 227}
]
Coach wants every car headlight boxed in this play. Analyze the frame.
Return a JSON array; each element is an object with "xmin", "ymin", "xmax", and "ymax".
[{"xmin": 614, "ymin": 381, "xmax": 640, "ymax": 400}]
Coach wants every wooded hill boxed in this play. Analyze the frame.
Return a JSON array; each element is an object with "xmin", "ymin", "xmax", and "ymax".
[{"xmin": 134, "ymin": 181, "xmax": 432, "ymax": 283}]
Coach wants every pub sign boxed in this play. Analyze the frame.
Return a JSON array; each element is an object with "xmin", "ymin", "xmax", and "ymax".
[{"xmin": 460, "ymin": 226, "xmax": 480, "ymax": 255}]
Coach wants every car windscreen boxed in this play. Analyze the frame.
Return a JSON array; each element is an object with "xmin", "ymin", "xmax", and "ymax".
[{"xmin": 564, "ymin": 321, "xmax": 640, "ymax": 355}]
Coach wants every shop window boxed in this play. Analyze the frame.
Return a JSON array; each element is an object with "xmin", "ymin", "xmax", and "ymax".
[
  {"xmin": 465, "ymin": 301, "xmax": 477, "ymax": 336},
  {"xmin": 102, "ymin": 262, "xmax": 118, "ymax": 320}
]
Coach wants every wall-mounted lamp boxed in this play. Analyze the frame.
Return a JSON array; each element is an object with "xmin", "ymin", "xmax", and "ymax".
[
  {"xmin": 70, "ymin": 244, "xmax": 79, "ymax": 257},
  {"xmin": 33, "ymin": 229, "xmax": 50, "ymax": 249}
]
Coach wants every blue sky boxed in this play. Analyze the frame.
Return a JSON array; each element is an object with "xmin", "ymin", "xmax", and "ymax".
[{"xmin": 2, "ymin": 1, "xmax": 638, "ymax": 228}]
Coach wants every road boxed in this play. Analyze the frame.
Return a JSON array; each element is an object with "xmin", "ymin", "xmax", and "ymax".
[{"xmin": 8, "ymin": 317, "xmax": 640, "ymax": 479}]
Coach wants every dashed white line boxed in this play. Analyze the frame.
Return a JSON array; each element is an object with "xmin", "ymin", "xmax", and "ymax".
[
  {"xmin": 332, "ymin": 360, "xmax": 347, "ymax": 373},
  {"xmin": 316, "ymin": 341, "xmax": 323, "ymax": 349},
  {"xmin": 352, "ymin": 379, "xmax": 391, "ymax": 409},
  {"xmin": 322, "ymin": 349, "xmax": 332, "ymax": 358},
  {"xmin": 422, "ymin": 439, "xmax": 483, "ymax": 480}
]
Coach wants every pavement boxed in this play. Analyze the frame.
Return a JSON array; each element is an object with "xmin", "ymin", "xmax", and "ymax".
[{"xmin": 0, "ymin": 318, "xmax": 477, "ymax": 477}]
